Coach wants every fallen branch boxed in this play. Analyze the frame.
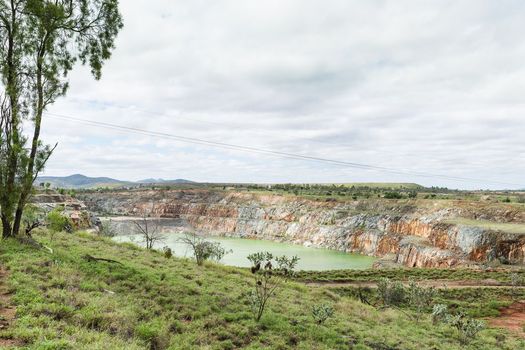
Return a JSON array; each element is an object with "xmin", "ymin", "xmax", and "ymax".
[
  {"xmin": 17, "ymin": 236, "xmax": 49, "ymax": 251},
  {"xmin": 25, "ymin": 220, "xmax": 43, "ymax": 236},
  {"xmin": 82, "ymin": 254, "xmax": 123, "ymax": 265}
]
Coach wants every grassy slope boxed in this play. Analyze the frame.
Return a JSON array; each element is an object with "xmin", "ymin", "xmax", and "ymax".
[
  {"xmin": 330, "ymin": 286, "xmax": 525, "ymax": 319},
  {"xmin": 295, "ymin": 268, "xmax": 525, "ymax": 283},
  {"xmin": 297, "ymin": 269, "xmax": 525, "ymax": 318},
  {"xmin": 444, "ymin": 218, "xmax": 525, "ymax": 234},
  {"xmin": 0, "ymin": 232, "xmax": 522, "ymax": 350}
]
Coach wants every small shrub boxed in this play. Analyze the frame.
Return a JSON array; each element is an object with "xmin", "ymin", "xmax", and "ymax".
[
  {"xmin": 180, "ymin": 231, "xmax": 230, "ymax": 266},
  {"xmin": 384, "ymin": 191, "xmax": 404, "ymax": 199},
  {"xmin": 247, "ymin": 252, "xmax": 299, "ymax": 321},
  {"xmin": 163, "ymin": 246, "xmax": 173, "ymax": 259},
  {"xmin": 446, "ymin": 313, "xmax": 485, "ymax": 345},
  {"xmin": 431, "ymin": 304, "xmax": 448, "ymax": 324},
  {"xmin": 46, "ymin": 207, "xmax": 73, "ymax": 233},
  {"xmin": 377, "ymin": 278, "xmax": 406, "ymax": 307},
  {"xmin": 431, "ymin": 304, "xmax": 485, "ymax": 345},
  {"xmin": 311, "ymin": 303, "xmax": 334, "ymax": 325},
  {"xmin": 510, "ymin": 273, "xmax": 524, "ymax": 299},
  {"xmin": 407, "ymin": 279, "xmax": 435, "ymax": 321}
]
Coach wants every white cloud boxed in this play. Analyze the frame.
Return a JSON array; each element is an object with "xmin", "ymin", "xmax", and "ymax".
[{"xmin": 39, "ymin": 0, "xmax": 525, "ymax": 189}]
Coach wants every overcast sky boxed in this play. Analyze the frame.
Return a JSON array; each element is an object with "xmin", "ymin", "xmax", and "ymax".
[{"xmin": 40, "ymin": 0, "xmax": 525, "ymax": 189}]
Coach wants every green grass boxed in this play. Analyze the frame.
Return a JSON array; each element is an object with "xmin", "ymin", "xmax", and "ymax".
[
  {"xmin": 444, "ymin": 218, "xmax": 525, "ymax": 234},
  {"xmin": 0, "ymin": 231, "xmax": 523, "ymax": 349},
  {"xmin": 337, "ymin": 183, "xmax": 423, "ymax": 189},
  {"xmin": 295, "ymin": 268, "xmax": 525, "ymax": 283},
  {"xmin": 330, "ymin": 285, "xmax": 525, "ymax": 318}
]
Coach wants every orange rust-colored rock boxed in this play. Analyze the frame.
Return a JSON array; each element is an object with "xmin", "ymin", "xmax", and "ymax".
[{"xmin": 375, "ymin": 234, "xmax": 401, "ymax": 255}]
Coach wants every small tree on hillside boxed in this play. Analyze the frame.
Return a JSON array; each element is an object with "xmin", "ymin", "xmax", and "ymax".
[
  {"xmin": 407, "ymin": 279, "xmax": 436, "ymax": 322},
  {"xmin": 180, "ymin": 231, "xmax": 229, "ymax": 266},
  {"xmin": 247, "ymin": 252, "xmax": 299, "ymax": 321},
  {"xmin": 377, "ymin": 278, "xmax": 406, "ymax": 307},
  {"xmin": 432, "ymin": 304, "xmax": 448, "ymax": 324},
  {"xmin": 133, "ymin": 208, "xmax": 165, "ymax": 250}
]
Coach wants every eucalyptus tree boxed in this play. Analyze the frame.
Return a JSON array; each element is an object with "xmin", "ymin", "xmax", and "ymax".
[{"xmin": 0, "ymin": 0, "xmax": 123, "ymax": 238}]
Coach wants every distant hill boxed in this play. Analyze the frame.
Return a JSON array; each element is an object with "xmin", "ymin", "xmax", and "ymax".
[
  {"xmin": 137, "ymin": 178, "xmax": 196, "ymax": 185},
  {"xmin": 37, "ymin": 174, "xmax": 131, "ymax": 189},
  {"xmin": 37, "ymin": 174, "xmax": 194, "ymax": 189}
]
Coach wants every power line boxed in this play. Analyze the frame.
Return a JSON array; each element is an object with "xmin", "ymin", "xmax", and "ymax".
[
  {"xmin": 44, "ymin": 112, "xmax": 522, "ymax": 187},
  {"xmin": 69, "ymin": 99, "xmax": 409, "ymax": 158}
]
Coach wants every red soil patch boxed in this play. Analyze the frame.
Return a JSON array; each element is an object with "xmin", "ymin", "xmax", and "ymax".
[
  {"xmin": 489, "ymin": 301, "xmax": 525, "ymax": 338},
  {"xmin": 0, "ymin": 266, "xmax": 23, "ymax": 348}
]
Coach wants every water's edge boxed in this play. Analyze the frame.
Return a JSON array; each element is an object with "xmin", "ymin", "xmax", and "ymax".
[{"xmin": 107, "ymin": 217, "xmax": 376, "ymax": 271}]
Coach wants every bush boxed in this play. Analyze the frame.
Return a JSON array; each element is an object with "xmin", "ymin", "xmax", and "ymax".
[
  {"xmin": 431, "ymin": 304, "xmax": 448, "ymax": 324},
  {"xmin": 163, "ymin": 246, "xmax": 173, "ymax": 259},
  {"xmin": 311, "ymin": 303, "xmax": 334, "ymax": 325},
  {"xmin": 377, "ymin": 278, "xmax": 406, "ymax": 307},
  {"xmin": 510, "ymin": 273, "xmax": 524, "ymax": 299},
  {"xmin": 446, "ymin": 313, "xmax": 485, "ymax": 345},
  {"xmin": 180, "ymin": 231, "xmax": 230, "ymax": 266},
  {"xmin": 431, "ymin": 304, "xmax": 485, "ymax": 345},
  {"xmin": 46, "ymin": 207, "xmax": 73, "ymax": 233},
  {"xmin": 407, "ymin": 279, "xmax": 435, "ymax": 321},
  {"xmin": 384, "ymin": 191, "xmax": 404, "ymax": 199}
]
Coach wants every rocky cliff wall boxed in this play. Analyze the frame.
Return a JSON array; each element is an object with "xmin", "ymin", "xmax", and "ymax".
[
  {"xmin": 79, "ymin": 190, "xmax": 525, "ymax": 267},
  {"xmin": 31, "ymin": 193, "xmax": 92, "ymax": 229}
]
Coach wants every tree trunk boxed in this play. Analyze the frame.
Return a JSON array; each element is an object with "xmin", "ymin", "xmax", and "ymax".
[
  {"xmin": 0, "ymin": 1, "xmax": 20, "ymax": 238},
  {"xmin": 1, "ymin": 214, "xmax": 13, "ymax": 238},
  {"xmin": 13, "ymin": 40, "xmax": 47, "ymax": 236},
  {"xmin": 12, "ymin": 206, "xmax": 23, "ymax": 238}
]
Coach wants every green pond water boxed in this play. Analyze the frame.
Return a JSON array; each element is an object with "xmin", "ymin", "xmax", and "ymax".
[{"xmin": 113, "ymin": 233, "xmax": 375, "ymax": 271}]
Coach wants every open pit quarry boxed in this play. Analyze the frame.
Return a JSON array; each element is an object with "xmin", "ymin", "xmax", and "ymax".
[{"xmin": 65, "ymin": 189, "xmax": 525, "ymax": 268}]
